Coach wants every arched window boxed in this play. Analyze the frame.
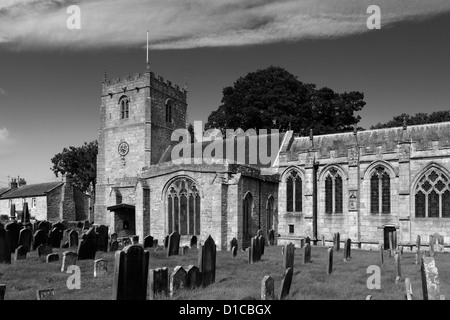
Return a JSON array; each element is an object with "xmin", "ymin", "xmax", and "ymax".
[
  {"xmin": 324, "ymin": 168, "xmax": 343, "ymax": 214},
  {"xmin": 243, "ymin": 193, "xmax": 253, "ymax": 236},
  {"xmin": 415, "ymin": 169, "xmax": 450, "ymax": 218},
  {"xmin": 285, "ymin": 170, "xmax": 302, "ymax": 213},
  {"xmin": 166, "ymin": 178, "xmax": 200, "ymax": 235},
  {"xmin": 119, "ymin": 96, "xmax": 130, "ymax": 119},
  {"xmin": 266, "ymin": 196, "xmax": 274, "ymax": 233},
  {"xmin": 165, "ymin": 99, "xmax": 173, "ymax": 123},
  {"xmin": 370, "ymin": 166, "xmax": 390, "ymax": 214}
]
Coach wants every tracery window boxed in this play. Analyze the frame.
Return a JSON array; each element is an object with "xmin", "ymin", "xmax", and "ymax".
[
  {"xmin": 370, "ymin": 166, "xmax": 391, "ymax": 214},
  {"xmin": 415, "ymin": 169, "xmax": 450, "ymax": 218},
  {"xmin": 286, "ymin": 170, "xmax": 302, "ymax": 213},
  {"xmin": 119, "ymin": 96, "xmax": 130, "ymax": 119},
  {"xmin": 324, "ymin": 168, "xmax": 343, "ymax": 214}
]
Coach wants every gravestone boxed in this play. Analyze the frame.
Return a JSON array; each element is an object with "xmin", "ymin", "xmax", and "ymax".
[
  {"xmin": 190, "ymin": 235, "xmax": 197, "ymax": 248},
  {"xmin": 95, "ymin": 225, "xmax": 109, "ymax": 252},
  {"xmin": 279, "ymin": 267, "xmax": 293, "ymax": 300},
  {"xmin": 321, "ymin": 235, "xmax": 325, "ymax": 246},
  {"xmin": 232, "ymin": 246, "xmax": 237, "ymax": 258},
  {"xmin": 76, "ymin": 221, "xmax": 83, "ymax": 230},
  {"xmin": 37, "ymin": 244, "xmax": 52, "ymax": 261},
  {"xmin": 110, "ymin": 240, "xmax": 119, "ymax": 251},
  {"xmin": 18, "ymin": 228, "xmax": 32, "ymax": 252},
  {"xmin": 52, "ymin": 222, "xmax": 65, "ymax": 232},
  {"xmin": 261, "ymin": 275, "xmax": 275, "ymax": 300},
  {"xmin": 5, "ymin": 222, "xmax": 21, "ymax": 253},
  {"xmin": 36, "ymin": 289, "xmax": 54, "ymax": 300},
  {"xmin": 21, "ymin": 202, "xmax": 30, "ymax": 224},
  {"xmin": 153, "ymin": 239, "xmax": 158, "ymax": 247},
  {"xmin": 230, "ymin": 238, "xmax": 238, "ymax": 252},
  {"xmin": 77, "ymin": 239, "xmax": 97, "ymax": 260},
  {"xmin": 429, "ymin": 240, "xmax": 435, "ymax": 258},
  {"xmin": 130, "ymin": 235, "xmax": 139, "ymax": 244},
  {"xmin": 343, "ymin": 238, "xmax": 351, "ymax": 261},
  {"xmin": 181, "ymin": 246, "xmax": 189, "ymax": 255},
  {"xmin": 169, "ymin": 266, "xmax": 187, "ymax": 297},
  {"xmin": 421, "ymin": 257, "xmax": 440, "ymax": 300},
  {"xmin": 144, "ymin": 235, "xmax": 154, "ymax": 248},
  {"xmin": 48, "ymin": 228, "xmax": 63, "ymax": 248},
  {"xmin": 37, "ymin": 221, "xmax": 51, "ymax": 234},
  {"xmin": 46, "ymin": 253, "xmax": 59, "ymax": 263},
  {"xmin": 250, "ymin": 236, "xmax": 261, "ymax": 263},
  {"xmin": 259, "ymin": 235, "xmax": 265, "ymax": 256},
  {"xmin": 0, "ymin": 284, "xmax": 5, "ymax": 300},
  {"xmin": 327, "ymin": 247, "xmax": 333, "ymax": 274},
  {"xmin": 302, "ymin": 243, "xmax": 311, "ymax": 264},
  {"xmin": 333, "ymin": 233, "xmax": 340, "ymax": 251},
  {"xmin": 164, "ymin": 235, "xmax": 169, "ymax": 248},
  {"xmin": 416, "ymin": 235, "xmax": 421, "ymax": 252},
  {"xmin": 68, "ymin": 230, "xmax": 78, "ymax": 248},
  {"xmin": 0, "ymin": 229, "xmax": 11, "ymax": 264},
  {"xmin": 147, "ymin": 267, "xmax": 169, "ymax": 300},
  {"xmin": 257, "ymin": 229, "xmax": 263, "ymax": 237},
  {"xmin": 113, "ymin": 244, "xmax": 149, "ymax": 300},
  {"xmin": 268, "ymin": 229, "xmax": 275, "ymax": 246},
  {"xmin": 283, "ymin": 243, "xmax": 295, "ymax": 271},
  {"xmin": 122, "ymin": 238, "xmax": 131, "ymax": 247},
  {"xmin": 186, "ymin": 265, "xmax": 200, "ymax": 289},
  {"xmin": 110, "ymin": 232, "xmax": 118, "ymax": 242},
  {"xmin": 405, "ymin": 278, "xmax": 413, "ymax": 300},
  {"xmin": 379, "ymin": 243, "xmax": 384, "ymax": 265},
  {"xmin": 198, "ymin": 235, "xmax": 216, "ymax": 287},
  {"xmin": 394, "ymin": 253, "xmax": 402, "ymax": 284},
  {"xmin": 61, "ymin": 229, "xmax": 70, "ymax": 248},
  {"xmin": 14, "ymin": 245, "xmax": 27, "ymax": 261},
  {"xmin": 61, "ymin": 251, "xmax": 77, "ymax": 272},
  {"xmin": 167, "ymin": 231, "xmax": 180, "ymax": 257},
  {"xmin": 33, "ymin": 229, "xmax": 48, "ymax": 251},
  {"xmin": 94, "ymin": 259, "xmax": 108, "ymax": 277}
]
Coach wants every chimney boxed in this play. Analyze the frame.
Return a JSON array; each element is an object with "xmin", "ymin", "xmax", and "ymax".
[
  {"xmin": 10, "ymin": 178, "xmax": 18, "ymax": 189},
  {"xmin": 18, "ymin": 178, "xmax": 26, "ymax": 187}
]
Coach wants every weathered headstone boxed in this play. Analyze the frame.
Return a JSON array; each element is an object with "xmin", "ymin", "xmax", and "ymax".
[
  {"xmin": 257, "ymin": 229, "xmax": 263, "ymax": 237},
  {"xmin": 190, "ymin": 235, "xmax": 197, "ymax": 248},
  {"xmin": 230, "ymin": 238, "xmax": 238, "ymax": 252},
  {"xmin": 5, "ymin": 222, "xmax": 21, "ymax": 253},
  {"xmin": 77, "ymin": 239, "xmax": 97, "ymax": 260},
  {"xmin": 169, "ymin": 266, "xmax": 187, "ymax": 297},
  {"xmin": 343, "ymin": 238, "xmax": 351, "ymax": 261},
  {"xmin": 147, "ymin": 267, "xmax": 168, "ymax": 300},
  {"xmin": 61, "ymin": 229, "xmax": 70, "ymax": 248},
  {"xmin": 113, "ymin": 244, "xmax": 150, "ymax": 300},
  {"xmin": 37, "ymin": 244, "xmax": 52, "ymax": 261},
  {"xmin": 144, "ymin": 235, "xmax": 154, "ymax": 248},
  {"xmin": 232, "ymin": 246, "xmax": 237, "ymax": 258},
  {"xmin": 33, "ymin": 229, "xmax": 48, "ymax": 251},
  {"xmin": 421, "ymin": 257, "xmax": 440, "ymax": 300},
  {"xmin": 198, "ymin": 235, "xmax": 216, "ymax": 287},
  {"xmin": 405, "ymin": 278, "xmax": 413, "ymax": 300},
  {"xmin": 61, "ymin": 251, "xmax": 77, "ymax": 272},
  {"xmin": 14, "ymin": 245, "xmax": 27, "ymax": 261},
  {"xmin": 279, "ymin": 267, "xmax": 293, "ymax": 300},
  {"xmin": 186, "ymin": 265, "xmax": 200, "ymax": 289},
  {"xmin": 284, "ymin": 243, "xmax": 295, "ymax": 271},
  {"xmin": 110, "ymin": 240, "xmax": 119, "ymax": 252},
  {"xmin": 167, "ymin": 231, "xmax": 181, "ymax": 257},
  {"xmin": 0, "ymin": 229, "xmax": 11, "ymax": 264},
  {"xmin": 366, "ymin": 295, "xmax": 372, "ymax": 300},
  {"xmin": 94, "ymin": 259, "xmax": 108, "ymax": 277},
  {"xmin": 164, "ymin": 235, "xmax": 169, "ymax": 248},
  {"xmin": 379, "ymin": 243, "xmax": 384, "ymax": 265},
  {"xmin": 46, "ymin": 253, "xmax": 59, "ymax": 263},
  {"xmin": 18, "ymin": 228, "xmax": 32, "ymax": 252},
  {"xmin": 268, "ymin": 229, "xmax": 275, "ymax": 246},
  {"xmin": 259, "ymin": 235, "xmax": 265, "ymax": 256},
  {"xmin": 333, "ymin": 232, "xmax": 340, "ymax": 251},
  {"xmin": 36, "ymin": 289, "xmax": 54, "ymax": 300},
  {"xmin": 95, "ymin": 225, "xmax": 109, "ymax": 252},
  {"xmin": 394, "ymin": 253, "xmax": 401, "ymax": 284},
  {"xmin": 250, "ymin": 236, "xmax": 261, "ymax": 263},
  {"xmin": 48, "ymin": 228, "xmax": 63, "ymax": 248},
  {"xmin": 302, "ymin": 243, "xmax": 311, "ymax": 264},
  {"xmin": 261, "ymin": 275, "xmax": 275, "ymax": 300},
  {"xmin": 0, "ymin": 284, "xmax": 5, "ymax": 300},
  {"xmin": 76, "ymin": 221, "xmax": 83, "ymax": 230},
  {"xmin": 327, "ymin": 247, "xmax": 333, "ymax": 274}
]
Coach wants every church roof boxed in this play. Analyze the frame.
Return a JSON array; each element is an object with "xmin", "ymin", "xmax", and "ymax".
[{"xmin": 0, "ymin": 182, "xmax": 63, "ymax": 199}]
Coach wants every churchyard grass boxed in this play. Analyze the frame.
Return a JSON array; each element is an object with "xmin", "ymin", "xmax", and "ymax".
[{"xmin": 1, "ymin": 245, "xmax": 449, "ymax": 300}]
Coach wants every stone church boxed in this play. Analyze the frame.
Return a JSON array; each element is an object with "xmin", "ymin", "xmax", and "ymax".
[{"xmin": 95, "ymin": 62, "xmax": 450, "ymax": 250}]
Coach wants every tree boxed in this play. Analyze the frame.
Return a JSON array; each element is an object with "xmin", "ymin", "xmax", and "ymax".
[
  {"xmin": 204, "ymin": 66, "xmax": 366, "ymax": 136},
  {"xmin": 371, "ymin": 110, "xmax": 450, "ymax": 129},
  {"xmin": 50, "ymin": 140, "xmax": 98, "ymax": 197}
]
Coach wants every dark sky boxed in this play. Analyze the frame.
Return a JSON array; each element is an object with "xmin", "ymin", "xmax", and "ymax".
[{"xmin": 0, "ymin": 3, "xmax": 450, "ymax": 186}]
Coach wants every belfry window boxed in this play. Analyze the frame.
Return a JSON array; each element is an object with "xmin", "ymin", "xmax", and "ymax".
[
  {"xmin": 324, "ymin": 168, "xmax": 343, "ymax": 214},
  {"xmin": 119, "ymin": 96, "xmax": 130, "ymax": 119},
  {"xmin": 166, "ymin": 178, "xmax": 200, "ymax": 235},
  {"xmin": 370, "ymin": 166, "xmax": 391, "ymax": 214},
  {"xmin": 165, "ymin": 100, "xmax": 173, "ymax": 123},
  {"xmin": 285, "ymin": 170, "xmax": 302, "ymax": 213},
  {"xmin": 415, "ymin": 169, "xmax": 450, "ymax": 218}
]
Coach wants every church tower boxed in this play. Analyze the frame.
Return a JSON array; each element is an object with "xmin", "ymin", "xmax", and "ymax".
[{"xmin": 95, "ymin": 63, "xmax": 188, "ymax": 228}]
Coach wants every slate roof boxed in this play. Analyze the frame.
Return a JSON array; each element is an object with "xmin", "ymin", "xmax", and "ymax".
[
  {"xmin": 0, "ymin": 188, "xmax": 10, "ymax": 196},
  {"xmin": 0, "ymin": 182, "xmax": 63, "ymax": 199}
]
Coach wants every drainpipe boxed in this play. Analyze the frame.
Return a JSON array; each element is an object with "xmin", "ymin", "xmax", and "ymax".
[{"xmin": 313, "ymin": 162, "xmax": 318, "ymax": 239}]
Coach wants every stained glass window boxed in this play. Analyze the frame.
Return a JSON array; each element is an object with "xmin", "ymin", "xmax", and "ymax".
[
  {"xmin": 415, "ymin": 169, "xmax": 450, "ymax": 218},
  {"xmin": 285, "ymin": 170, "xmax": 302, "ymax": 213},
  {"xmin": 370, "ymin": 166, "xmax": 390, "ymax": 214}
]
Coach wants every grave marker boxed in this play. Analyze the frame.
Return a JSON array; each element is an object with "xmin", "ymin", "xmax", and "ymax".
[
  {"xmin": 186, "ymin": 265, "xmax": 200, "ymax": 289},
  {"xmin": 284, "ymin": 243, "xmax": 295, "ymax": 271},
  {"xmin": 5, "ymin": 222, "xmax": 21, "ymax": 253},
  {"xmin": 334, "ymin": 232, "xmax": 340, "ymax": 251},
  {"xmin": 230, "ymin": 238, "xmax": 238, "ymax": 252},
  {"xmin": 0, "ymin": 229, "xmax": 11, "ymax": 264},
  {"xmin": 77, "ymin": 239, "xmax": 97, "ymax": 260},
  {"xmin": 94, "ymin": 259, "xmax": 108, "ymax": 277},
  {"xmin": 167, "ymin": 231, "xmax": 180, "ymax": 257},
  {"xmin": 394, "ymin": 253, "xmax": 401, "ymax": 284},
  {"xmin": 14, "ymin": 245, "xmax": 27, "ymax": 261},
  {"xmin": 46, "ymin": 253, "xmax": 59, "ymax": 263},
  {"xmin": 37, "ymin": 244, "xmax": 52, "ymax": 260},
  {"xmin": 190, "ymin": 235, "xmax": 197, "ymax": 248},
  {"xmin": 379, "ymin": 243, "xmax": 384, "ymax": 265},
  {"xmin": 48, "ymin": 228, "xmax": 63, "ymax": 248},
  {"xmin": 405, "ymin": 278, "xmax": 413, "ymax": 300},
  {"xmin": 169, "ymin": 266, "xmax": 187, "ymax": 297},
  {"xmin": 302, "ymin": 243, "xmax": 311, "ymax": 264},
  {"xmin": 421, "ymin": 257, "xmax": 440, "ymax": 300},
  {"xmin": 344, "ymin": 238, "xmax": 351, "ymax": 262},
  {"xmin": 268, "ymin": 229, "xmax": 275, "ymax": 246},
  {"xmin": 33, "ymin": 229, "xmax": 48, "ymax": 251},
  {"xmin": 0, "ymin": 284, "xmax": 5, "ymax": 300},
  {"xmin": 144, "ymin": 235, "xmax": 154, "ymax": 248},
  {"xmin": 147, "ymin": 267, "xmax": 169, "ymax": 300},
  {"xmin": 198, "ymin": 235, "xmax": 216, "ymax": 287},
  {"xmin": 61, "ymin": 251, "xmax": 77, "ymax": 272},
  {"xmin": 110, "ymin": 240, "xmax": 119, "ymax": 252},
  {"xmin": 261, "ymin": 275, "xmax": 275, "ymax": 300},
  {"xmin": 327, "ymin": 247, "xmax": 333, "ymax": 274},
  {"xmin": 279, "ymin": 267, "xmax": 293, "ymax": 300},
  {"xmin": 36, "ymin": 289, "xmax": 54, "ymax": 300},
  {"xmin": 95, "ymin": 225, "xmax": 109, "ymax": 252},
  {"xmin": 18, "ymin": 228, "xmax": 32, "ymax": 252},
  {"xmin": 69, "ymin": 230, "xmax": 79, "ymax": 248}
]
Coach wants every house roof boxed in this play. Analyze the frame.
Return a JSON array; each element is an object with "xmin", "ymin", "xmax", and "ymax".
[
  {"xmin": 0, "ymin": 182, "xmax": 63, "ymax": 199},
  {"xmin": 0, "ymin": 188, "xmax": 10, "ymax": 196}
]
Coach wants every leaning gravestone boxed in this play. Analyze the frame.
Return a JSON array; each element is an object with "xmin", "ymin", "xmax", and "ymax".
[
  {"xmin": 144, "ymin": 235, "xmax": 154, "ymax": 248},
  {"xmin": 167, "ymin": 231, "xmax": 180, "ymax": 257},
  {"xmin": 421, "ymin": 257, "xmax": 440, "ymax": 300},
  {"xmin": 394, "ymin": 253, "xmax": 402, "ymax": 284},
  {"xmin": 69, "ymin": 230, "xmax": 79, "ymax": 248},
  {"xmin": 37, "ymin": 244, "xmax": 52, "ymax": 261},
  {"xmin": 279, "ymin": 267, "xmax": 293, "ymax": 300},
  {"xmin": 33, "ymin": 229, "xmax": 48, "ymax": 251},
  {"xmin": 60, "ymin": 230, "xmax": 70, "ymax": 248},
  {"xmin": 94, "ymin": 259, "xmax": 108, "ymax": 278},
  {"xmin": 198, "ymin": 235, "xmax": 216, "ymax": 287},
  {"xmin": 147, "ymin": 267, "xmax": 169, "ymax": 300},
  {"xmin": 250, "ymin": 236, "xmax": 261, "ymax": 264},
  {"xmin": 95, "ymin": 225, "xmax": 109, "ymax": 252},
  {"xmin": 49, "ymin": 228, "xmax": 63, "ymax": 248},
  {"xmin": 61, "ymin": 251, "xmax": 77, "ymax": 272},
  {"xmin": 18, "ymin": 228, "xmax": 32, "ymax": 252},
  {"xmin": 283, "ymin": 243, "xmax": 295, "ymax": 271},
  {"xmin": 113, "ymin": 244, "xmax": 149, "ymax": 300},
  {"xmin": 261, "ymin": 275, "xmax": 275, "ymax": 300},
  {"xmin": 186, "ymin": 265, "xmax": 200, "ymax": 289},
  {"xmin": 5, "ymin": 222, "xmax": 21, "ymax": 253},
  {"xmin": 36, "ymin": 289, "xmax": 54, "ymax": 300},
  {"xmin": 0, "ymin": 229, "xmax": 11, "ymax": 264},
  {"xmin": 169, "ymin": 266, "xmax": 187, "ymax": 297},
  {"xmin": 46, "ymin": 253, "xmax": 59, "ymax": 263},
  {"xmin": 14, "ymin": 245, "xmax": 27, "ymax": 261}
]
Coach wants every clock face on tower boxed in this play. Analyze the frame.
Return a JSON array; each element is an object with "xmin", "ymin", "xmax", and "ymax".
[{"xmin": 118, "ymin": 141, "xmax": 129, "ymax": 156}]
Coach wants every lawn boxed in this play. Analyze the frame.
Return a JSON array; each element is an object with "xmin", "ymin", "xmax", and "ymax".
[{"xmin": 0, "ymin": 244, "xmax": 448, "ymax": 300}]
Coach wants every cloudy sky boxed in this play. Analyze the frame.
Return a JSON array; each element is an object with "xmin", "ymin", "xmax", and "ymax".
[{"xmin": 0, "ymin": 0, "xmax": 450, "ymax": 186}]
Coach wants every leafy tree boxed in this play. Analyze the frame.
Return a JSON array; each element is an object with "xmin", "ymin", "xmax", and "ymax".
[
  {"xmin": 50, "ymin": 140, "xmax": 98, "ymax": 196},
  {"xmin": 371, "ymin": 110, "xmax": 450, "ymax": 129},
  {"xmin": 205, "ymin": 66, "xmax": 366, "ymax": 136}
]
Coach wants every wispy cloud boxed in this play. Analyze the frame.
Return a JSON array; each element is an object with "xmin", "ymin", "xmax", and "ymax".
[{"xmin": 1, "ymin": 0, "xmax": 450, "ymax": 51}]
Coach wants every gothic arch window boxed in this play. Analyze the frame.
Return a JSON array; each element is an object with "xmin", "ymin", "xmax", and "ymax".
[
  {"xmin": 285, "ymin": 170, "xmax": 302, "ymax": 213},
  {"xmin": 266, "ymin": 196, "xmax": 275, "ymax": 233},
  {"xmin": 324, "ymin": 168, "xmax": 343, "ymax": 214},
  {"xmin": 119, "ymin": 96, "xmax": 130, "ymax": 119},
  {"xmin": 415, "ymin": 169, "xmax": 450, "ymax": 218},
  {"xmin": 370, "ymin": 166, "xmax": 391, "ymax": 214},
  {"xmin": 166, "ymin": 178, "xmax": 200, "ymax": 235},
  {"xmin": 243, "ymin": 192, "xmax": 253, "ymax": 236},
  {"xmin": 165, "ymin": 99, "xmax": 173, "ymax": 123}
]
